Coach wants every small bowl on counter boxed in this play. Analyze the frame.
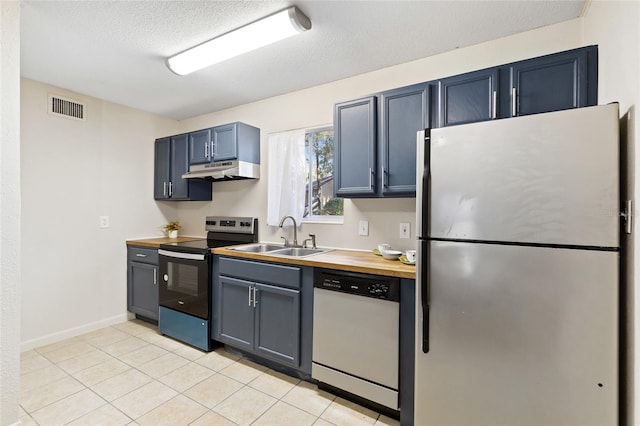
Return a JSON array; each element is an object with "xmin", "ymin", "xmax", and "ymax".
[{"xmin": 380, "ymin": 249, "xmax": 402, "ymax": 260}]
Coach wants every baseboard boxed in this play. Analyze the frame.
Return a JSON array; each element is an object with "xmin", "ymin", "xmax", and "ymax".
[{"xmin": 20, "ymin": 313, "xmax": 129, "ymax": 352}]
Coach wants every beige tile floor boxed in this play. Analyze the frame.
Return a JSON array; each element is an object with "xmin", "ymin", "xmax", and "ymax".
[{"xmin": 20, "ymin": 319, "xmax": 400, "ymax": 426}]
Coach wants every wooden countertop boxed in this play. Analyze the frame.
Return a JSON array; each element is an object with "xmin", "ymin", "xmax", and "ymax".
[
  {"xmin": 126, "ymin": 236, "xmax": 204, "ymax": 248},
  {"xmin": 126, "ymin": 238, "xmax": 416, "ymax": 279},
  {"xmin": 213, "ymin": 246, "xmax": 416, "ymax": 279}
]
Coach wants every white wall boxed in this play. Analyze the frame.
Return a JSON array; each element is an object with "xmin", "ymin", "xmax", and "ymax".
[
  {"xmin": 20, "ymin": 79, "xmax": 180, "ymax": 349},
  {"xmin": 175, "ymin": 18, "xmax": 583, "ymax": 252},
  {"xmin": 583, "ymin": 2, "xmax": 640, "ymax": 424},
  {"xmin": 0, "ymin": 2, "xmax": 21, "ymax": 424}
]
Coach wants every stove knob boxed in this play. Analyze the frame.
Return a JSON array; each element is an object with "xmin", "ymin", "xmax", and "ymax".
[{"xmin": 163, "ymin": 274, "xmax": 169, "ymax": 282}]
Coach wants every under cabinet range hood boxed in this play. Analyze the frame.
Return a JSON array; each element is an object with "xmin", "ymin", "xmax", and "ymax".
[{"xmin": 182, "ymin": 160, "xmax": 260, "ymax": 181}]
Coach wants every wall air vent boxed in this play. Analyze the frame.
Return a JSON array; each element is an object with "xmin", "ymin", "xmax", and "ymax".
[{"xmin": 48, "ymin": 94, "xmax": 85, "ymax": 121}]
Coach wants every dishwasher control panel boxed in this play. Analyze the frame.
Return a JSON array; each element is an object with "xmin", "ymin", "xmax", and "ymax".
[{"xmin": 313, "ymin": 269, "xmax": 400, "ymax": 301}]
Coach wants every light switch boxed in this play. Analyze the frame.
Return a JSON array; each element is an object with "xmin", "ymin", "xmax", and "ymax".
[{"xmin": 359, "ymin": 220, "xmax": 369, "ymax": 236}]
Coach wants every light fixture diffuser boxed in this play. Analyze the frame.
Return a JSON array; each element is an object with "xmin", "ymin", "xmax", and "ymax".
[{"xmin": 167, "ymin": 6, "xmax": 311, "ymax": 76}]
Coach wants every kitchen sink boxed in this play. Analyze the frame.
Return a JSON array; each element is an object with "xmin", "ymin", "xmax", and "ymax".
[
  {"xmin": 228, "ymin": 244, "xmax": 331, "ymax": 257},
  {"xmin": 268, "ymin": 247, "xmax": 331, "ymax": 257},
  {"xmin": 229, "ymin": 243, "xmax": 285, "ymax": 253}
]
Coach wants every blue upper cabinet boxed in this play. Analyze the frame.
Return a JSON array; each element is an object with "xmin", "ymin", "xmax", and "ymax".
[
  {"xmin": 437, "ymin": 46, "xmax": 597, "ymax": 127},
  {"xmin": 510, "ymin": 47, "xmax": 594, "ymax": 117},
  {"xmin": 439, "ymin": 69, "xmax": 498, "ymax": 127},
  {"xmin": 335, "ymin": 85, "xmax": 431, "ymax": 198},
  {"xmin": 154, "ymin": 134, "xmax": 212, "ymax": 201},
  {"xmin": 188, "ymin": 123, "xmax": 256, "ymax": 166},
  {"xmin": 212, "ymin": 124, "xmax": 238, "ymax": 161},
  {"xmin": 170, "ymin": 133, "xmax": 190, "ymax": 199},
  {"xmin": 154, "ymin": 137, "xmax": 171, "ymax": 200},
  {"xmin": 380, "ymin": 83, "xmax": 431, "ymax": 196},
  {"xmin": 188, "ymin": 128, "xmax": 212, "ymax": 165},
  {"xmin": 334, "ymin": 96, "xmax": 378, "ymax": 197}
]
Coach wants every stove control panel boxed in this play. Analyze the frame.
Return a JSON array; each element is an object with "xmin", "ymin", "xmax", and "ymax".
[{"xmin": 205, "ymin": 216, "xmax": 257, "ymax": 234}]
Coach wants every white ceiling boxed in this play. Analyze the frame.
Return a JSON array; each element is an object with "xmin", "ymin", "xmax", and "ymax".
[{"xmin": 20, "ymin": 1, "xmax": 586, "ymax": 120}]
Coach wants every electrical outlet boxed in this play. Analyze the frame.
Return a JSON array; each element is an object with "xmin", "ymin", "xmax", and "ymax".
[
  {"xmin": 359, "ymin": 220, "xmax": 369, "ymax": 236},
  {"xmin": 99, "ymin": 216, "xmax": 110, "ymax": 228},
  {"xmin": 400, "ymin": 222, "xmax": 410, "ymax": 239}
]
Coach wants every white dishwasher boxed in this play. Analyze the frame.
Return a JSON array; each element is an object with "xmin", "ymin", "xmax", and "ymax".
[{"xmin": 312, "ymin": 268, "xmax": 400, "ymax": 411}]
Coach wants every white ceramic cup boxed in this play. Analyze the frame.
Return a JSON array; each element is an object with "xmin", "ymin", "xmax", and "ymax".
[
  {"xmin": 405, "ymin": 250, "xmax": 416, "ymax": 263},
  {"xmin": 378, "ymin": 243, "xmax": 391, "ymax": 252}
]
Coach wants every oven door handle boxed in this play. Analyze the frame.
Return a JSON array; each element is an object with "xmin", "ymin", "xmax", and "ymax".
[{"xmin": 158, "ymin": 249, "xmax": 206, "ymax": 261}]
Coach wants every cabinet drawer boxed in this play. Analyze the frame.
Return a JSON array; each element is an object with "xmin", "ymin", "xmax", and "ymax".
[
  {"xmin": 127, "ymin": 246, "xmax": 159, "ymax": 265},
  {"xmin": 219, "ymin": 257, "xmax": 301, "ymax": 289}
]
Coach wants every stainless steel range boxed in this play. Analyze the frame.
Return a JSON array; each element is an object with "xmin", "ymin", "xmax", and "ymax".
[{"xmin": 158, "ymin": 216, "xmax": 258, "ymax": 351}]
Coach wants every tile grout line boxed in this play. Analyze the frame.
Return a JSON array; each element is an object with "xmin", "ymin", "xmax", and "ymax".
[{"xmin": 22, "ymin": 320, "xmax": 394, "ymax": 426}]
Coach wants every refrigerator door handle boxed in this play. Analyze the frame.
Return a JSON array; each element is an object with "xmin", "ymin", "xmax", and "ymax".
[
  {"xmin": 621, "ymin": 199, "xmax": 633, "ymax": 234},
  {"xmin": 418, "ymin": 241, "xmax": 430, "ymax": 353},
  {"xmin": 416, "ymin": 129, "xmax": 430, "ymax": 238}
]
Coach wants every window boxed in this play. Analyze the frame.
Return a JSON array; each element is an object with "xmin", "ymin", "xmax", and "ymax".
[{"xmin": 303, "ymin": 128, "xmax": 343, "ymax": 222}]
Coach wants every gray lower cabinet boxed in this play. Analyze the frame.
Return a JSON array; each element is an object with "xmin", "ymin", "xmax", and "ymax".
[
  {"xmin": 127, "ymin": 246, "xmax": 159, "ymax": 321},
  {"xmin": 214, "ymin": 257, "xmax": 311, "ymax": 374}
]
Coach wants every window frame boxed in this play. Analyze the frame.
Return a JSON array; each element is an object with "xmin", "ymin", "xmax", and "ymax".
[{"xmin": 301, "ymin": 125, "xmax": 344, "ymax": 225}]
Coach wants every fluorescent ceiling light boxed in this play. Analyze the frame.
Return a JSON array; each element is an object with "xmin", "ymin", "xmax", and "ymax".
[{"xmin": 167, "ymin": 6, "xmax": 311, "ymax": 76}]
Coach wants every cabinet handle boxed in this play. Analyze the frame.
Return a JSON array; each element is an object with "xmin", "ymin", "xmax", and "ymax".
[
  {"xmin": 204, "ymin": 142, "xmax": 208, "ymax": 159},
  {"xmin": 511, "ymin": 88, "xmax": 517, "ymax": 117},
  {"xmin": 382, "ymin": 167, "xmax": 388, "ymax": 188},
  {"xmin": 369, "ymin": 168, "xmax": 373, "ymax": 189},
  {"xmin": 135, "ymin": 253, "xmax": 147, "ymax": 258},
  {"xmin": 212, "ymin": 141, "xmax": 217, "ymax": 157},
  {"xmin": 153, "ymin": 268, "xmax": 157, "ymax": 285},
  {"xmin": 168, "ymin": 181, "xmax": 173, "ymax": 197},
  {"xmin": 248, "ymin": 286, "xmax": 253, "ymax": 306},
  {"xmin": 163, "ymin": 182, "xmax": 167, "ymax": 197},
  {"xmin": 492, "ymin": 90, "xmax": 497, "ymax": 119},
  {"xmin": 253, "ymin": 287, "xmax": 258, "ymax": 307}
]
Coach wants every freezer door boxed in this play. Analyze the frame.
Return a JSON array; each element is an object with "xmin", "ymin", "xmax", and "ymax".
[
  {"xmin": 429, "ymin": 103, "xmax": 620, "ymax": 248},
  {"xmin": 415, "ymin": 241, "xmax": 618, "ymax": 425}
]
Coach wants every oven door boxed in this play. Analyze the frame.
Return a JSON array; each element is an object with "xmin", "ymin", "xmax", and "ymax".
[{"xmin": 158, "ymin": 249, "xmax": 210, "ymax": 319}]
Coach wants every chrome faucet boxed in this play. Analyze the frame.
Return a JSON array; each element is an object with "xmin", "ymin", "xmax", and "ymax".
[{"xmin": 279, "ymin": 215, "xmax": 300, "ymax": 247}]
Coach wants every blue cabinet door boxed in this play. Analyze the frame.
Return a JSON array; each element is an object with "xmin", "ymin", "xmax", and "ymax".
[
  {"xmin": 154, "ymin": 137, "xmax": 171, "ymax": 199},
  {"xmin": 334, "ymin": 96, "xmax": 377, "ymax": 197},
  {"xmin": 169, "ymin": 134, "xmax": 190, "ymax": 199},
  {"xmin": 380, "ymin": 83, "xmax": 430, "ymax": 196},
  {"xmin": 189, "ymin": 128, "xmax": 212, "ymax": 165},
  {"xmin": 212, "ymin": 124, "xmax": 238, "ymax": 161},
  {"xmin": 511, "ymin": 49, "xmax": 590, "ymax": 117},
  {"xmin": 216, "ymin": 276, "xmax": 254, "ymax": 351},
  {"xmin": 254, "ymin": 283, "xmax": 301, "ymax": 367},
  {"xmin": 128, "ymin": 261, "xmax": 158, "ymax": 320},
  {"xmin": 439, "ymin": 68, "xmax": 498, "ymax": 127}
]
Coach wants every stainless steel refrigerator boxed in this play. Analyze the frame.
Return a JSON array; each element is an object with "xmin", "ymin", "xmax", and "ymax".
[{"xmin": 415, "ymin": 103, "xmax": 620, "ymax": 425}]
